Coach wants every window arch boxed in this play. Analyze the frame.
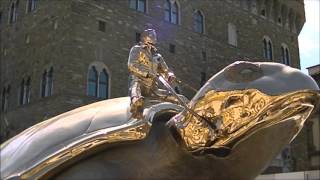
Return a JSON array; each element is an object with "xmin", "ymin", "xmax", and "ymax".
[
  {"xmin": 164, "ymin": 0, "xmax": 179, "ymax": 24},
  {"xmin": 258, "ymin": 0, "xmax": 267, "ymax": 17},
  {"xmin": 26, "ymin": 0, "xmax": 37, "ymax": 13},
  {"xmin": 19, "ymin": 79, "xmax": 25, "ymax": 105},
  {"xmin": 129, "ymin": 0, "xmax": 146, "ymax": 13},
  {"xmin": 281, "ymin": 44, "xmax": 290, "ymax": 65},
  {"xmin": 25, "ymin": 77, "xmax": 31, "ymax": 104},
  {"xmin": 19, "ymin": 77, "xmax": 31, "ymax": 105},
  {"xmin": 87, "ymin": 64, "xmax": 110, "ymax": 99},
  {"xmin": 194, "ymin": 10, "xmax": 204, "ymax": 34},
  {"xmin": 8, "ymin": 0, "xmax": 19, "ymax": 24},
  {"xmin": 41, "ymin": 67, "xmax": 53, "ymax": 98},
  {"xmin": 263, "ymin": 36, "xmax": 273, "ymax": 60},
  {"xmin": 1, "ymin": 85, "xmax": 10, "ymax": 112},
  {"xmin": 98, "ymin": 69, "xmax": 109, "ymax": 99},
  {"xmin": 228, "ymin": 23, "xmax": 238, "ymax": 47},
  {"xmin": 87, "ymin": 66, "xmax": 98, "ymax": 97},
  {"xmin": 41, "ymin": 70, "xmax": 47, "ymax": 97}
]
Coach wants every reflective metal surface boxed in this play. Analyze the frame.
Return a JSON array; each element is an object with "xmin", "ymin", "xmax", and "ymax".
[
  {"xmin": 173, "ymin": 89, "xmax": 319, "ymax": 151},
  {"xmin": 128, "ymin": 29, "xmax": 178, "ymax": 119},
  {"xmin": 1, "ymin": 61, "xmax": 319, "ymax": 180}
]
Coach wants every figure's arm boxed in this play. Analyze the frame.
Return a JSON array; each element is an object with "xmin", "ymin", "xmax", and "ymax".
[
  {"xmin": 155, "ymin": 53, "xmax": 175, "ymax": 82},
  {"xmin": 128, "ymin": 46, "xmax": 150, "ymax": 78}
]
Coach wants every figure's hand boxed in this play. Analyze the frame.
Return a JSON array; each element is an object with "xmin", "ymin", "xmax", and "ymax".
[
  {"xmin": 147, "ymin": 72, "xmax": 157, "ymax": 79},
  {"xmin": 167, "ymin": 72, "xmax": 176, "ymax": 83},
  {"xmin": 153, "ymin": 53, "xmax": 163, "ymax": 62}
]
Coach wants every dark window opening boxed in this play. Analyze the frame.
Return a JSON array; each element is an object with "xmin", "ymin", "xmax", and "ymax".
[
  {"xmin": 25, "ymin": 77, "xmax": 31, "ymax": 104},
  {"xmin": 88, "ymin": 66, "xmax": 98, "ymax": 97},
  {"xmin": 9, "ymin": 3, "xmax": 16, "ymax": 23},
  {"xmin": 0, "ymin": 12, "xmax": 2, "ymax": 24},
  {"xmin": 47, "ymin": 67, "xmax": 53, "ymax": 96},
  {"xmin": 98, "ymin": 20, "xmax": 106, "ymax": 32},
  {"xmin": 41, "ymin": 71, "xmax": 47, "ymax": 98},
  {"xmin": 194, "ymin": 11, "xmax": 204, "ymax": 34},
  {"xmin": 164, "ymin": 0, "xmax": 179, "ymax": 24},
  {"xmin": 19, "ymin": 77, "xmax": 31, "ymax": 105},
  {"xmin": 1, "ymin": 86, "xmax": 10, "ymax": 112},
  {"xmin": 267, "ymin": 41, "xmax": 273, "ymax": 60},
  {"xmin": 27, "ymin": 0, "xmax": 37, "ymax": 13},
  {"xmin": 263, "ymin": 38, "xmax": 272, "ymax": 60},
  {"xmin": 202, "ymin": 51, "xmax": 207, "ymax": 61},
  {"xmin": 263, "ymin": 39, "xmax": 268, "ymax": 59},
  {"xmin": 129, "ymin": 0, "xmax": 146, "ymax": 13},
  {"xmin": 19, "ymin": 79, "xmax": 25, "ymax": 105},
  {"xmin": 169, "ymin": 44, "xmax": 175, "ymax": 53},
  {"xmin": 98, "ymin": 69, "xmax": 109, "ymax": 99},
  {"xmin": 281, "ymin": 46, "xmax": 290, "ymax": 65},
  {"xmin": 200, "ymin": 72, "xmax": 206, "ymax": 86},
  {"xmin": 41, "ymin": 67, "xmax": 53, "ymax": 98},
  {"xmin": 135, "ymin": 32, "xmax": 141, "ymax": 43},
  {"xmin": 261, "ymin": 9, "xmax": 266, "ymax": 16}
]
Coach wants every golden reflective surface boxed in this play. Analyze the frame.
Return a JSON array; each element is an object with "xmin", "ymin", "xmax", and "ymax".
[
  {"xmin": 20, "ymin": 122, "xmax": 150, "ymax": 180},
  {"xmin": 2, "ymin": 89, "xmax": 319, "ymax": 180},
  {"xmin": 177, "ymin": 89, "xmax": 319, "ymax": 151}
]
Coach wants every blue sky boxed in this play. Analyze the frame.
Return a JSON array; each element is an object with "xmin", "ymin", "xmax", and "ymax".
[{"xmin": 299, "ymin": 0, "xmax": 320, "ymax": 73}]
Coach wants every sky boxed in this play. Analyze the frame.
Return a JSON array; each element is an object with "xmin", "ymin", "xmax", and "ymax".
[{"xmin": 298, "ymin": 0, "xmax": 320, "ymax": 73}]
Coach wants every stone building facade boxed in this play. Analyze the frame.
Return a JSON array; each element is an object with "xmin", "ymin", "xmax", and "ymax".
[
  {"xmin": 0, "ymin": 0, "xmax": 307, "ymax": 173},
  {"xmin": 306, "ymin": 64, "xmax": 320, "ymax": 170}
]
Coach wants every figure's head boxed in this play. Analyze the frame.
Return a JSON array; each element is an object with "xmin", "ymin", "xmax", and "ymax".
[{"xmin": 141, "ymin": 29, "xmax": 157, "ymax": 45}]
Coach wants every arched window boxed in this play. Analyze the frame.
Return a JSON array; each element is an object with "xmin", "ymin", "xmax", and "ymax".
[
  {"xmin": 164, "ymin": 0, "xmax": 179, "ymax": 24},
  {"xmin": 98, "ymin": 69, "xmax": 109, "ymax": 99},
  {"xmin": 228, "ymin": 23, "xmax": 238, "ymax": 47},
  {"xmin": 164, "ymin": 0, "xmax": 170, "ymax": 22},
  {"xmin": 19, "ymin": 79, "xmax": 25, "ymax": 105},
  {"xmin": 25, "ymin": 77, "xmax": 31, "ymax": 104},
  {"xmin": 9, "ymin": 0, "xmax": 19, "ymax": 24},
  {"xmin": 41, "ymin": 70, "xmax": 47, "ymax": 98},
  {"xmin": 26, "ymin": 0, "xmax": 37, "ymax": 13},
  {"xmin": 171, "ymin": 2, "xmax": 178, "ymax": 24},
  {"xmin": 87, "ymin": 66, "xmax": 98, "ymax": 97},
  {"xmin": 41, "ymin": 67, "xmax": 53, "ymax": 98},
  {"xmin": 47, "ymin": 67, "xmax": 53, "ymax": 96},
  {"xmin": 129, "ymin": 0, "xmax": 146, "ymax": 13},
  {"xmin": 87, "ymin": 65, "xmax": 110, "ymax": 99},
  {"xmin": 263, "ymin": 37, "xmax": 273, "ymax": 60},
  {"xmin": 267, "ymin": 41, "xmax": 273, "ymax": 59},
  {"xmin": 263, "ymin": 39, "xmax": 267, "ymax": 58},
  {"xmin": 281, "ymin": 44, "xmax": 290, "ymax": 65},
  {"xmin": 19, "ymin": 77, "xmax": 31, "ymax": 105},
  {"xmin": 194, "ymin": 11, "xmax": 204, "ymax": 34},
  {"xmin": 1, "ymin": 86, "xmax": 10, "ymax": 112}
]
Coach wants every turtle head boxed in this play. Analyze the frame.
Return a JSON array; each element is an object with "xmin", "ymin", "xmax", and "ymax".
[{"xmin": 170, "ymin": 61, "xmax": 319, "ymax": 156}]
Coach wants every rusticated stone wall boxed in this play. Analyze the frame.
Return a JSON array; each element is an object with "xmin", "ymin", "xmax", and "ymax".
[{"xmin": 0, "ymin": 0, "xmax": 307, "ymax": 173}]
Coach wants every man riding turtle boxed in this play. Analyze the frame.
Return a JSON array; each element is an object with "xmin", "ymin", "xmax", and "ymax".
[{"xmin": 128, "ymin": 29, "xmax": 179, "ymax": 119}]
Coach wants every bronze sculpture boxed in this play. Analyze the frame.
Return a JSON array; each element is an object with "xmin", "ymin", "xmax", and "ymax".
[{"xmin": 1, "ymin": 32, "xmax": 319, "ymax": 179}]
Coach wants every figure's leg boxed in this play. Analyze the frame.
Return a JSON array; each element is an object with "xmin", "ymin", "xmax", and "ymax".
[{"xmin": 129, "ymin": 79, "xmax": 144, "ymax": 119}]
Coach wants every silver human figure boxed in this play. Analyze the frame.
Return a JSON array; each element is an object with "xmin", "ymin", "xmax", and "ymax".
[{"xmin": 128, "ymin": 29, "xmax": 176, "ymax": 118}]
